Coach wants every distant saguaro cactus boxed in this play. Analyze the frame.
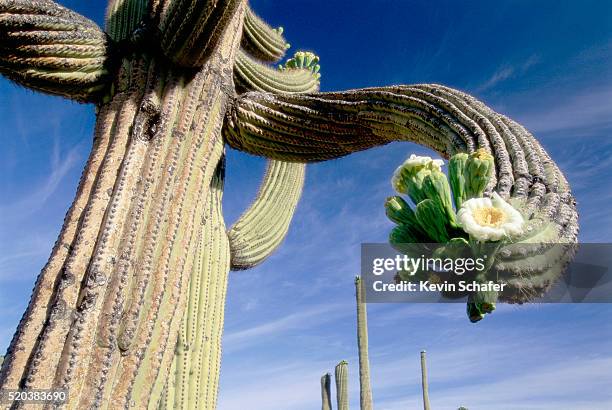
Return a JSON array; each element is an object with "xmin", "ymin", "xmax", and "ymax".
[
  {"xmin": 335, "ymin": 360, "xmax": 350, "ymax": 410},
  {"xmin": 421, "ymin": 351, "xmax": 431, "ymax": 410},
  {"xmin": 321, "ymin": 373, "xmax": 333, "ymax": 410},
  {"xmin": 355, "ymin": 276, "xmax": 373, "ymax": 410},
  {"xmin": 0, "ymin": 0, "xmax": 577, "ymax": 408}
]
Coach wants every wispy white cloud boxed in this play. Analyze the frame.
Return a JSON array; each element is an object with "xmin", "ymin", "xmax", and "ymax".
[
  {"xmin": 476, "ymin": 55, "xmax": 539, "ymax": 92},
  {"xmin": 223, "ymin": 303, "xmax": 351, "ymax": 351},
  {"xmin": 0, "ymin": 141, "xmax": 83, "ymax": 218}
]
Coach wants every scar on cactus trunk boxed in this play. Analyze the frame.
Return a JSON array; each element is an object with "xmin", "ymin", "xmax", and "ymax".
[{"xmin": 0, "ymin": 0, "xmax": 577, "ymax": 408}]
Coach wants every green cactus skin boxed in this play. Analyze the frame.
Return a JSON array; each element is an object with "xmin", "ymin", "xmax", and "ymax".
[
  {"xmin": 335, "ymin": 360, "xmax": 350, "ymax": 410},
  {"xmin": 0, "ymin": 0, "xmax": 112, "ymax": 101},
  {"xmin": 355, "ymin": 277, "xmax": 373, "ymax": 410},
  {"xmin": 0, "ymin": 0, "xmax": 578, "ymax": 408},
  {"xmin": 159, "ymin": 161, "xmax": 230, "ymax": 409},
  {"xmin": 105, "ymin": 0, "xmax": 148, "ymax": 42},
  {"xmin": 321, "ymin": 373, "xmax": 333, "ymax": 410},
  {"xmin": 158, "ymin": 0, "xmax": 242, "ymax": 67},
  {"xmin": 420, "ymin": 351, "xmax": 431, "ymax": 410},
  {"xmin": 241, "ymin": 7, "xmax": 289, "ymax": 63},
  {"xmin": 234, "ymin": 49, "xmax": 320, "ymax": 94},
  {"xmin": 228, "ymin": 159, "xmax": 305, "ymax": 270}
]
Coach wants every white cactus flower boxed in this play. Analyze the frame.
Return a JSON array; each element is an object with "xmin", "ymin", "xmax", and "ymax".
[
  {"xmin": 392, "ymin": 154, "xmax": 444, "ymax": 192},
  {"xmin": 457, "ymin": 192, "xmax": 524, "ymax": 241}
]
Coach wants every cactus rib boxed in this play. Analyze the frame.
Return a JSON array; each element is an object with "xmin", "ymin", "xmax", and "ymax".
[
  {"xmin": 228, "ymin": 159, "xmax": 305, "ymax": 270},
  {"xmin": 234, "ymin": 49, "xmax": 319, "ymax": 94},
  {"xmin": 0, "ymin": 0, "xmax": 112, "ymax": 102},
  {"xmin": 157, "ymin": 0, "xmax": 242, "ymax": 67},
  {"xmin": 223, "ymin": 85, "xmax": 577, "ymax": 243},
  {"xmin": 240, "ymin": 7, "xmax": 289, "ymax": 62}
]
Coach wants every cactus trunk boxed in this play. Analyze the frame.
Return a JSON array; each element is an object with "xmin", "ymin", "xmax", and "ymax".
[
  {"xmin": 0, "ymin": 3, "xmax": 246, "ymax": 407},
  {"xmin": 355, "ymin": 277, "xmax": 373, "ymax": 410},
  {"xmin": 335, "ymin": 360, "xmax": 349, "ymax": 410},
  {"xmin": 321, "ymin": 373, "xmax": 333, "ymax": 410},
  {"xmin": 420, "ymin": 351, "xmax": 431, "ymax": 410}
]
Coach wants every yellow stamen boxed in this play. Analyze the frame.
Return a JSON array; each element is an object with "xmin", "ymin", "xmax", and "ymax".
[
  {"xmin": 473, "ymin": 206, "xmax": 506, "ymax": 227},
  {"xmin": 473, "ymin": 148, "xmax": 493, "ymax": 161}
]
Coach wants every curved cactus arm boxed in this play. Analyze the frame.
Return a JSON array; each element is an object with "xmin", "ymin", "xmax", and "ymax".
[
  {"xmin": 234, "ymin": 49, "xmax": 320, "ymax": 94},
  {"xmin": 321, "ymin": 372, "xmax": 333, "ymax": 410},
  {"xmin": 0, "ymin": 0, "xmax": 112, "ymax": 102},
  {"xmin": 355, "ymin": 276, "xmax": 373, "ymax": 410},
  {"xmin": 223, "ymin": 84, "xmax": 578, "ymax": 242},
  {"xmin": 240, "ymin": 6, "xmax": 289, "ymax": 63},
  {"xmin": 335, "ymin": 360, "xmax": 349, "ymax": 410},
  {"xmin": 227, "ymin": 159, "xmax": 305, "ymax": 270},
  {"xmin": 156, "ymin": 0, "xmax": 242, "ymax": 67}
]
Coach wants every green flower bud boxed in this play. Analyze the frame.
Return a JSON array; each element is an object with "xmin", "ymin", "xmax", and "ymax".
[
  {"xmin": 391, "ymin": 154, "xmax": 444, "ymax": 200},
  {"xmin": 449, "ymin": 152, "xmax": 469, "ymax": 209},
  {"xmin": 422, "ymin": 169, "xmax": 457, "ymax": 225},
  {"xmin": 385, "ymin": 196, "xmax": 418, "ymax": 226},
  {"xmin": 415, "ymin": 199, "xmax": 450, "ymax": 243},
  {"xmin": 465, "ymin": 148, "xmax": 494, "ymax": 198}
]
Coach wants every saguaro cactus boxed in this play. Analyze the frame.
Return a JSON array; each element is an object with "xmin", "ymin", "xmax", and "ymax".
[
  {"xmin": 0, "ymin": 0, "xmax": 577, "ymax": 408},
  {"xmin": 355, "ymin": 276, "xmax": 373, "ymax": 410},
  {"xmin": 420, "ymin": 350, "xmax": 431, "ymax": 410},
  {"xmin": 321, "ymin": 372, "xmax": 333, "ymax": 410},
  {"xmin": 335, "ymin": 360, "xmax": 350, "ymax": 410}
]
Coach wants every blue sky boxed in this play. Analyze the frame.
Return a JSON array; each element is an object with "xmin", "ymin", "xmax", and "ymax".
[{"xmin": 1, "ymin": 1, "xmax": 611, "ymax": 409}]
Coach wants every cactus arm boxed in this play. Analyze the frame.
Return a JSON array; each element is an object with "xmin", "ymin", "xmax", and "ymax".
[
  {"xmin": 321, "ymin": 373, "xmax": 333, "ymax": 410},
  {"xmin": 156, "ymin": 0, "xmax": 242, "ymax": 67},
  {"xmin": 240, "ymin": 7, "xmax": 289, "ymax": 62},
  {"xmin": 223, "ymin": 84, "xmax": 578, "ymax": 242},
  {"xmin": 234, "ymin": 49, "xmax": 320, "ymax": 94},
  {"xmin": 355, "ymin": 277, "xmax": 373, "ymax": 410},
  {"xmin": 0, "ymin": 0, "xmax": 113, "ymax": 102},
  {"xmin": 105, "ymin": 0, "xmax": 148, "ymax": 42},
  {"xmin": 227, "ymin": 158, "xmax": 305, "ymax": 270},
  {"xmin": 335, "ymin": 360, "xmax": 350, "ymax": 410},
  {"xmin": 420, "ymin": 351, "xmax": 431, "ymax": 410}
]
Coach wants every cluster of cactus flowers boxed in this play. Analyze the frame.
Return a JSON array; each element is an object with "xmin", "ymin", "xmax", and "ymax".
[
  {"xmin": 0, "ymin": 0, "xmax": 578, "ymax": 407},
  {"xmin": 386, "ymin": 150, "xmax": 571, "ymax": 322}
]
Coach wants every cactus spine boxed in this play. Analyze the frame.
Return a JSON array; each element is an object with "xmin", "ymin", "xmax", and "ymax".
[
  {"xmin": 421, "ymin": 351, "xmax": 431, "ymax": 410},
  {"xmin": 0, "ymin": 0, "xmax": 577, "ymax": 408},
  {"xmin": 335, "ymin": 360, "xmax": 350, "ymax": 410},
  {"xmin": 355, "ymin": 277, "xmax": 373, "ymax": 410}
]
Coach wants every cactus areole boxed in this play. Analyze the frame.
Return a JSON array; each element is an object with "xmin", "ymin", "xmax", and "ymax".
[{"xmin": 0, "ymin": 0, "xmax": 577, "ymax": 408}]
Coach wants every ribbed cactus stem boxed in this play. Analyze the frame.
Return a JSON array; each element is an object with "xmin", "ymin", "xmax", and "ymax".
[
  {"xmin": 420, "ymin": 351, "xmax": 431, "ymax": 410},
  {"xmin": 0, "ymin": 2, "xmax": 246, "ymax": 407},
  {"xmin": 335, "ymin": 360, "xmax": 349, "ymax": 410},
  {"xmin": 0, "ymin": 0, "xmax": 112, "ymax": 101},
  {"xmin": 105, "ymin": 0, "xmax": 148, "ymax": 42},
  {"xmin": 241, "ymin": 7, "xmax": 289, "ymax": 62},
  {"xmin": 234, "ymin": 50, "xmax": 320, "ymax": 94},
  {"xmin": 223, "ymin": 85, "xmax": 578, "ymax": 245},
  {"xmin": 355, "ymin": 277, "xmax": 373, "ymax": 410},
  {"xmin": 157, "ymin": 0, "xmax": 242, "ymax": 67},
  {"xmin": 162, "ymin": 160, "xmax": 231, "ymax": 410},
  {"xmin": 321, "ymin": 372, "xmax": 333, "ymax": 410},
  {"xmin": 228, "ymin": 159, "xmax": 305, "ymax": 270}
]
